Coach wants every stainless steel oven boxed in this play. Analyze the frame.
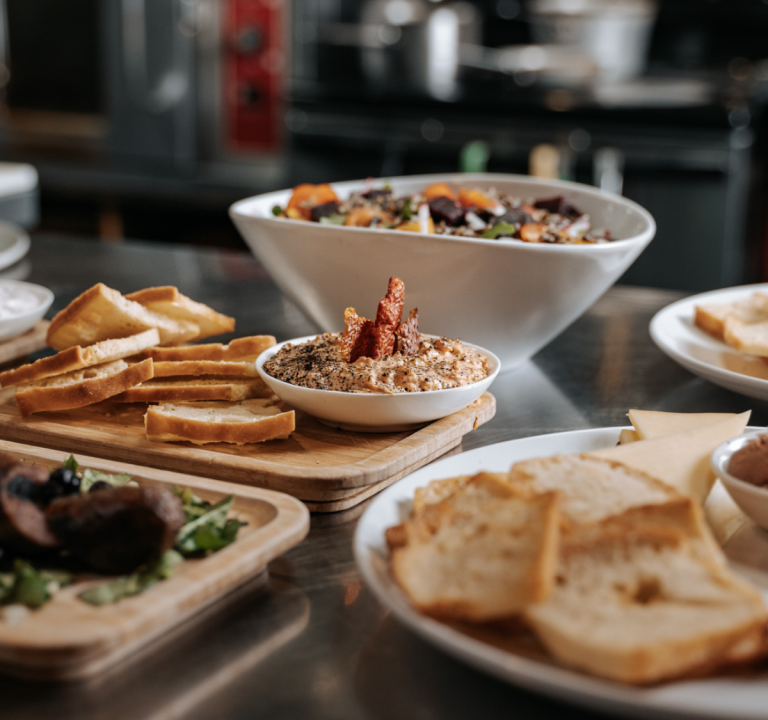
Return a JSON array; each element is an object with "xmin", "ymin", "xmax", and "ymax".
[{"xmin": 0, "ymin": 0, "xmax": 286, "ymax": 175}]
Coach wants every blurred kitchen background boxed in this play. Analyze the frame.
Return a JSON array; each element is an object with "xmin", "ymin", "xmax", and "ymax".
[{"xmin": 0, "ymin": 0, "xmax": 766, "ymax": 291}]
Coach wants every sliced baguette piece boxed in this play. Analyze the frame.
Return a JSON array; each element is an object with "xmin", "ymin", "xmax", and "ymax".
[
  {"xmin": 507, "ymin": 455, "xmax": 678, "ymax": 527},
  {"xmin": 151, "ymin": 360, "xmax": 259, "ymax": 378},
  {"xmin": 524, "ymin": 527, "xmax": 768, "ymax": 684},
  {"xmin": 15, "ymin": 359, "xmax": 154, "ymax": 416},
  {"xmin": 133, "ymin": 336, "xmax": 275, "ymax": 362},
  {"xmin": 694, "ymin": 294, "xmax": 768, "ymax": 340},
  {"xmin": 0, "ymin": 329, "xmax": 160, "ymax": 388},
  {"xmin": 125, "ymin": 286, "xmax": 235, "ymax": 341},
  {"xmin": 112, "ymin": 376, "xmax": 272, "ymax": 403},
  {"xmin": 47, "ymin": 284, "xmax": 199, "ymax": 350},
  {"xmin": 390, "ymin": 474, "xmax": 560, "ymax": 622},
  {"xmin": 145, "ymin": 398, "xmax": 294, "ymax": 445},
  {"xmin": 587, "ymin": 411, "xmax": 751, "ymax": 503},
  {"xmin": 618, "ymin": 429, "xmax": 640, "ymax": 444}
]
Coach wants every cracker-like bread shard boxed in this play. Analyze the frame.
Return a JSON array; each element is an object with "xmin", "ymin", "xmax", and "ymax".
[
  {"xmin": 145, "ymin": 398, "xmax": 294, "ymax": 445},
  {"xmin": 47, "ymin": 284, "xmax": 199, "ymax": 350},
  {"xmin": 125, "ymin": 286, "xmax": 235, "ymax": 341},
  {"xmin": 723, "ymin": 317, "xmax": 768, "ymax": 356},
  {"xmin": 151, "ymin": 360, "xmax": 259, "ymax": 378},
  {"xmin": 524, "ymin": 527, "xmax": 768, "ymax": 684},
  {"xmin": 389, "ymin": 473, "xmax": 561, "ymax": 622},
  {"xmin": 507, "ymin": 455, "xmax": 678, "ymax": 527},
  {"xmin": 113, "ymin": 377, "xmax": 272, "ymax": 403},
  {"xmin": 134, "ymin": 336, "xmax": 275, "ymax": 362},
  {"xmin": 15, "ymin": 359, "xmax": 154, "ymax": 416},
  {"xmin": 0, "ymin": 329, "xmax": 160, "ymax": 387}
]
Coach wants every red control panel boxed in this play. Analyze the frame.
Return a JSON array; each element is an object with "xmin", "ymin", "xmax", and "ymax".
[{"xmin": 223, "ymin": 0, "xmax": 284, "ymax": 153}]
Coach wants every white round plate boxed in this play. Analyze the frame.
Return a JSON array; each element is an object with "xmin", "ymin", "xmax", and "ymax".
[
  {"xmin": 0, "ymin": 280, "xmax": 53, "ymax": 341},
  {"xmin": 0, "ymin": 222, "xmax": 30, "ymax": 272},
  {"xmin": 257, "ymin": 335, "xmax": 500, "ymax": 432},
  {"xmin": 650, "ymin": 283, "xmax": 768, "ymax": 401},
  {"xmin": 354, "ymin": 427, "xmax": 768, "ymax": 720}
]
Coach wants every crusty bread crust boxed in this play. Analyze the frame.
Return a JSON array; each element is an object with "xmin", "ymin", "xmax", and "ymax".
[
  {"xmin": 125, "ymin": 286, "xmax": 235, "ymax": 341},
  {"xmin": 15, "ymin": 359, "xmax": 154, "ymax": 416},
  {"xmin": 151, "ymin": 360, "xmax": 259, "ymax": 378},
  {"xmin": 133, "ymin": 336, "xmax": 275, "ymax": 362},
  {"xmin": 0, "ymin": 329, "xmax": 160, "ymax": 387},
  {"xmin": 46, "ymin": 283, "xmax": 198, "ymax": 350},
  {"xmin": 113, "ymin": 377, "xmax": 271, "ymax": 403},
  {"xmin": 145, "ymin": 401, "xmax": 294, "ymax": 445}
]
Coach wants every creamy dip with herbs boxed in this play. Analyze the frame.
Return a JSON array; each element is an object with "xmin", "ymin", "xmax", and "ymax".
[{"xmin": 264, "ymin": 333, "xmax": 489, "ymax": 394}]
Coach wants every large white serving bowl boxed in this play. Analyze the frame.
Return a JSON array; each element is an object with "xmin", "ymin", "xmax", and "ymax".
[
  {"xmin": 256, "ymin": 335, "xmax": 500, "ymax": 432},
  {"xmin": 231, "ymin": 173, "xmax": 655, "ymax": 370}
]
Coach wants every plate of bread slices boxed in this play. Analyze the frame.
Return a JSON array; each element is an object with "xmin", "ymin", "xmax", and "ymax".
[
  {"xmin": 650, "ymin": 283, "xmax": 768, "ymax": 401},
  {"xmin": 0, "ymin": 283, "xmax": 295, "ymax": 445},
  {"xmin": 355, "ymin": 410, "xmax": 768, "ymax": 718}
]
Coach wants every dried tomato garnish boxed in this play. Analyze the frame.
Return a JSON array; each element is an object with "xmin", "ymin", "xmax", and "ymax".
[
  {"xmin": 396, "ymin": 308, "xmax": 420, "ymax": 356},
  {"xmin": 372, "ymin": 277, "xmax": 405, "ymax": 359},
  {"xmin": 341, "ymin": 307, "xmax": 375, "ymax": 362}
]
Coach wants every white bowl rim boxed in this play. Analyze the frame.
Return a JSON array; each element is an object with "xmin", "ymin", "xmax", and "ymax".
[
  {"xmin": 229, "ymin": 172, "xmax": 656, "ymax": 253},
  {"xmin": 0, "ymin": 279, "xmax": 54, "ymax": 321},
  {"xmin": 256, "ymin": 333, "xmax": 501, "ymax": 399},
  {"xmin": 711, "ymin": 428, "xmax": 768, "ymax": 499}
]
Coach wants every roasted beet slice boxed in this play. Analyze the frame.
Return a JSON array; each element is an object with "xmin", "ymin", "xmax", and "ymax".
[
  {"xmin": 0, "ymin": 463, "xmax": 60, "ymax": 552},
  {"xmin": 310, "ymin": 201, "xmax": 341, "ymax": 222},
  {"xmin": 46, "ymin": 486, "xmax": 185, "ymax": 574},
  {"xmin": 533, "ymin": 195, "xmax": 581, "ymax": 219},
  {"xmin": 361, "ymin": 188, "xmax": 392, "ymax": 201},
  {"xmin": 428, "ymin": 197, "xmax": 464, "ymax": 226},
  {"xmin": 491, "ymin": 208, "xmax": 532, "ymax": 229}
]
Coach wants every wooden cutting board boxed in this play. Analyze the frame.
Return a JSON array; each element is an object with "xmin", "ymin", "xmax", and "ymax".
[
  {"xmin": 0, "ymin": 389, "xmax": 495, "ymax": 511},
  {"xmin": 0, "ymin": 320, "xmax": 48, "ymax": 366},
  {"xmin": 0, "ymin": 440, "xmax": 309, "ymax": 681}
]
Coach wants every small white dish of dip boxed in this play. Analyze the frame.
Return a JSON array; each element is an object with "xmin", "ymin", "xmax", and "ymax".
[
  {"xmin": 256, "ymin": 334, "xmax": 500, "ymax": 432},
  {"xmin": 0, "ymin": 280, "xmax": 53, "ymax": 342},
  {"xmin": 711, "ymin": 429, "xmax": 768, "ymax": 532}
]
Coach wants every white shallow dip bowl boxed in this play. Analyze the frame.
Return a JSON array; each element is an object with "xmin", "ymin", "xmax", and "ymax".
[
  {"xmin": 0, "ymin": 280, "xmax": 53, "ymax": 341},
  {"xmin": 231, "ymin": 173, "xmax": 656, "ymax": 370},
  {"xmin": 712, "ymin": 430, "xmax": 768, "ymax": 531},
  {"xmin": 256, "ymin": 335, "xmax": 500, "ymax": 432}
]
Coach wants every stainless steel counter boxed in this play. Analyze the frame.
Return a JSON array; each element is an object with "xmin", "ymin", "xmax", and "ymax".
[{"xmin": 2, "ymin": 235, "xmax": 763, "ymax": 720}]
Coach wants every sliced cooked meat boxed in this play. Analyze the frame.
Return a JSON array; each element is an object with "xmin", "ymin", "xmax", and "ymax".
[
  {"xmin": 0, "ymin": 463, "xmax": 60, "ymax": 552},
  {"xmin": 46, "ymin": 486, "xmax": 186, "ymax": 573}
]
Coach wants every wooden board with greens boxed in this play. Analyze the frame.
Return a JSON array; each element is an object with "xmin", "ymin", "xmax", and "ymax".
[{"xmin": 0, "ymin": 439, "xmax": 309, "ymax": 681}]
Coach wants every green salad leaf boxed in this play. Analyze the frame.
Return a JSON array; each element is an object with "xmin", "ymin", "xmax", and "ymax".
[
  {"xmin": 62, "ymin": 454, "xmax": 79, "ymax": 474},
  {"xmin": 319, "ymin": 213, "xmax": 347, "ymax": 225},
  {"xmin": 175, "ymin": 494, "xmax": 243, "ymax": 556},
  {"xmin": 481, "ymin": 222, "xmax": 517, "ymax": 240},
  {"xmin": 79, "ymin": 550, "xmax": 183, "ymax": 606},
  {"xmin": 0, "ymin": 561, "xmax": 72, "ymax": 609},
  {"xmin": 401, "ymin": 197, "xmax": 413, "ymax": 221},
  {"xmin": 80, "ymin": 469, "xmax": 135, "ymax": 493}
]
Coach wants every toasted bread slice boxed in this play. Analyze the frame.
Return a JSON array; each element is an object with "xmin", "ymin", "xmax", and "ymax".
[
  {"xmin": 618, "ymin": 429, "xmax": 640, "ymax": 444},
  {"xmin": 15, "ymin": 359, "xmax": 154, "ymax": 416},
  {"xmin": 145, "ymin": 398, "xmax": 294, "ymax": 445},
  {"xmin": 695, "ymin": 294, "xmax": 768, "ymax": 340},
  {"xmin": 389, "ymin": 473, "xmax": 560, "ymax": 623},
  {"xmin": 133, "ymin": 336, "xmax": 275, "ymax": 362},
  {"xmin": 524, "ymin": 527, "xmax": 767, "ymax": 684},
  {"xmin": 0, "ymin": 329, "xmax": 160, "ymax": 388},
  {"xmin": 151, "ymin": 360, "xmax": 259, "ymax": 378},
  {"xmin": 507, "ymin": 455, "xmax": 678, "ymax": 527},
  {"xmin": 113, "ymin": 377, "xmax": 272, "ymax": 403},
  {"xmin": 628, "ymin": 409, "xmax": 737, "ymax": 440},
  {"xmin": 412, "ymin": 474, "xmax": 473, "ymax": 515},
  {"xmin": 723, "ymin": 317, "xmax": 768, "ymax": 356},
  {"xmin": 47, "ymin": 284, "xmax": 199, "ymax": 350},
  {"xmin": 125, "ymin": 286, "xmax": 235, "ymax": 341}
]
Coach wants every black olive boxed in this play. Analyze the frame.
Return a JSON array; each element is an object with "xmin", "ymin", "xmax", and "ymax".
[
  {"xmin": 88, "ymin": 481, "xmax": 112, "ymax": 493},
  {"xmin": 49, "ymin": 467, "xmax": 81, "ymax": 496},
  {"xmin": 5, "ymin": 475, "xmax": 42, "ymax": 501}
]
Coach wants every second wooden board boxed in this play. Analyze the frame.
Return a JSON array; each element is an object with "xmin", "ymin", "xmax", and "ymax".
[{"xmin": 0, "ymin": 389, "xmax": 496, "ymax": 504}]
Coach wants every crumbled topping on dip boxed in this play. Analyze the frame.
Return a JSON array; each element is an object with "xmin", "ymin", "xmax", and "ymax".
[{"xmin": 264, "ymin": 333, "xmax": 489, "ymax": 394}]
